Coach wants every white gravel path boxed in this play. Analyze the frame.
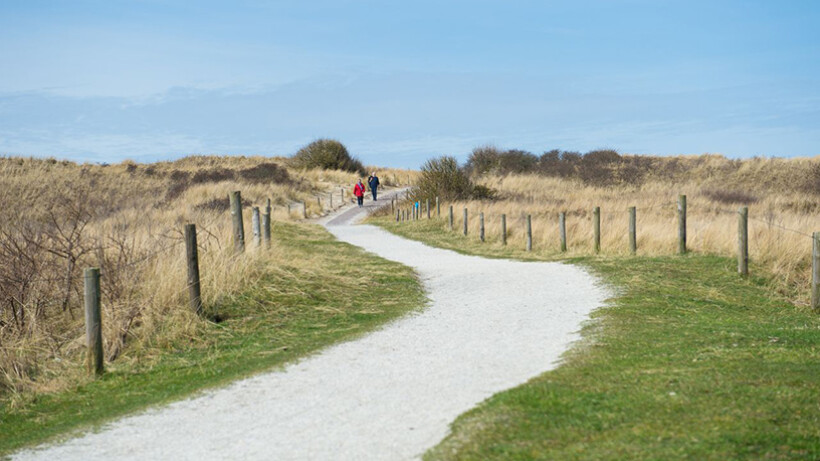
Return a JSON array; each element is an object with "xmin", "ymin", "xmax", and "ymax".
[{"xmin": 14, "ymin": 191, "xmax": 609, "ymax": 461}]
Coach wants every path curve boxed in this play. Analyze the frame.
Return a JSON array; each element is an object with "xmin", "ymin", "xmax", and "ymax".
[{"xmin": 14, "ymin": 191, "xmax": 609, "ymax": 461}]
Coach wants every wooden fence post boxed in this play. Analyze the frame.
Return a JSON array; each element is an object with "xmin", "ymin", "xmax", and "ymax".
[
  {"xmin": 329, "ymin": 192, "xmax": 333, "ymax": 208},
  {"xmin": 396, "ymin": 209, "xmax": 400, "ymax": 222},
  {"xmin": 526, "ymin": 214, "xmax": 532, "ymax": 252},
  {"xmin": 812, "ymin": 232, "xmax": 820, "ymax": 313},
  {"xmin": 252, "ymin": 207, "xmax": 261, "ymax": 247},
  {"xmin": 340, "ymin": 188, "xmax": 344, "ymax": 205},
  {"xmin": 463, "ymin": 208, "xmax": 468, "ymax": 236},
  {"xmin": 185, "ymin": 224, "xmax": 203, "ymax": 316},
  {"xmin": 629, "ymin": 206, "xmax": 637, "ymax": 255},
  {"xmin": 84, "ymin": 267, "xmax": 104, "ymax": 376},
  {"xmin": 391, "ymin": 197, "xmax": 395, "ymax": 212},
  {"xmin": 480, "ymin": 212, "xmax": 485, "ymax": 242},
  {"xmin": 593, "ymin": 206, "xmax": 600, "ymax": 254},
  {"xmin": 449, "ymin": 206, "xmax": 454, "ymax": 231},
  {"xmin": 317, "ymin": 196, "xmax": 322, "ymax": 209},
  {"xmin": 559, "ymin": 212, "xmax": 567, "ymax": 252},
  {"xmin": 302, "ymin": 201, "xmax": 308, "ymax": 219},
  {"xmin": 426, "ymin": 199, "xmax": 431, "ymax": 219},
  {"xmin": 263, "ymin": 201, "xmax": 271, "ymax": 249},
  {"xmin": 678, "ymin": 194, "xmax": 687, "ymax": 255},
  {"xmin": 738, "ymin": 207, "xmax": 749, "ymax": 276},
  {"xmin": 436, "ymin": 197, "xmax": 440, "ymax": 217},
  {"xmin": 229, "ymin": 191, "xmax": 245, "ymax": 253},
  {"xmin": 501, "ymin": 214, "xmax": 507, "ymax": 246}
]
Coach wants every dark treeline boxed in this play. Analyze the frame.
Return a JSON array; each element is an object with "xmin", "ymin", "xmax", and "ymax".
[
  {"xmin": 464, "ymin": 145, "xmax": 820, "ymax": 192},
  {"xmin": 465, "ymin": 146, "xmax": 656, "ymax": 186}
]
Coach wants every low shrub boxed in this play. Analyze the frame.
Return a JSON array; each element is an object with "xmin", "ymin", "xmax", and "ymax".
[
  {"xmin": 191, "ymin": 168, "xmax": 236, "ymax": 184},
  {"xmin": 238, "ymin": 163, "xmax": 291, "ymax": 184},
  {"xmin": 702, "ymin": 189, "xmax": 759, "ymax": 205},
  {"xmin": 412, "ymin": 156, "xmax": 494, "ymax": 202}
]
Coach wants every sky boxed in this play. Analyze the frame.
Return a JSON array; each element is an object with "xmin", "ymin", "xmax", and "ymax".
[{"xmin": 0, "ymin": 0, "xmax": 818, "ymax": 168}]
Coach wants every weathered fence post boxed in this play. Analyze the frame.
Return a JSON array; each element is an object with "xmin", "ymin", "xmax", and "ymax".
[
  {"xmin": 593, "ymin": 206, "xmax": 601, "ymax": 254},
  {"xmin": 329, "ymin": 192, "xmax": 333, "ymax": 208},
  {"xmin": 812, "ymin": 232, "xmax": 820, "ymax": 313},
  {"xmin": 396, "ymin": 209, "xmax": 400, "ymax": 222},
  {"xmin": 501, "ymin": 214, "xmax": 507, "ymax": 246},
  {"xmin": 436, "ymin": 196, "xmax": 440, "ymax": 217},
  {"xmin": 678, "ymin": 194, "xmax": 687, "ymax": 255},
  {"xmin": 738, "ymin": 207, "xmax": 749, "ymax": 276},
  {"xmin": 185, "ymin": 224, "xmax": 203, "ymax": 316},
  {"xmin": 449, "ymin": 206, "xmax": 454, "ymax": 231},
  {"xmin": 229, "ymin": 191, "xmax": 245, "ymax": 253},
  {"xmin": 391, "ymin": 197, "xmax": 395, "ymax": 212},
  {"xmin": 263, "ymin": 200, "xmax": 271, "ymax": 249},
  {"xmin": 317, "ymin": 196, "xmax": 322, "ymax": 209},
  {"xmin": 463, "ymin": 208, "xmax": 468, "ymax": 236},
  {"xmin": 340, "ymin": 188, "xmax": 344, "ymax": 204},
  {"xmin": 559, "ymin": 211, "xmax": 567, "ymax": 252},
  {"xmin": 302, "ymin": 201, "xmax": 308, "ymax": 219},
  {"xmin": 629, "ymin": 206, "xmax": 637, "ymax": 255},
  {"xmin": 480, "ymin": 212, "xmax": 485, "ymax": 242},
  {"xmin": 426, "ymin": 199, "xmax": 431, "ymax": 219},
  {"xmin": 526, "ymin": 214, "xmax": 532, "ymax": 252},
  {"xmin": 252, "ymin": 206, "xmax": 261, "ymax": 247},
  {"xmin": 84, "ymin": 267, "xmax": 104, "ymax": 376}
]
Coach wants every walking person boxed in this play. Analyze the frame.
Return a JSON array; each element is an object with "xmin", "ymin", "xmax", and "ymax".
[
  {"xmin": 368, "ymin": 172, "xmax": 380, "ymax": 201},
  {"xmin": 353, "ymin": 179, "xmax": 365, "ymax": 207}
]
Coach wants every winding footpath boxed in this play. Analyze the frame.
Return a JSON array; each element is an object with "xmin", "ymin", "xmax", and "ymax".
[{"xmin": 15, "ymin": 190, "xmax": 609, "ymax": 461}]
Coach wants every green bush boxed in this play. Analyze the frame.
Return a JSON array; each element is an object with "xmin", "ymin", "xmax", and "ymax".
[
  {"xmin": 412, "ymin": 156, "xmax": 494, "ymax": 202},
  {"xmin": 465, "ymin": 145, "xmax": 502, "ymax": 176},
  {"xmin": 290, "ymin": 139, "xmax": 365, "ymax": 175},
  {"xmin": 465, "ymin": 146, "xmax": 538, "ymax": 176}
]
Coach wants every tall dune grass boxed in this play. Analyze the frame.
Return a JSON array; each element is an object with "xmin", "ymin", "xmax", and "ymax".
[
  {"xmin": 0, "ymin": 155, "xmax": 416, "ymax": 399},
  {"xmin": 400, "ymin": 155, "xmax": 820, "ymax": 306}
]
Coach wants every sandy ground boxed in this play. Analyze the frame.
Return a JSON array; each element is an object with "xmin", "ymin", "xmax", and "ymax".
[{"xmin": 14, "ymin": 190, "xmax": 609, "ymax": 461}]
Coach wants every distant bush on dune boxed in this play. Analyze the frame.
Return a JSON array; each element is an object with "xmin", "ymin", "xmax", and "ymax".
[
  {"xmin": 466, "ymin": 146, "xmax": 820, "ymax": 194},
  {"xmin": 413, "ymin": 156, "xmax": 495, "ymax": 202},
  {"xmin": 290, "ymin": 139, "xmax": 366, "ymax": 175}
]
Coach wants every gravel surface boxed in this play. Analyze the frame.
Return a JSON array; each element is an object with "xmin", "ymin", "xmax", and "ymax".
[{"xmin": 15, "ymin": 191, "xmax": 609, "ymax": 461}]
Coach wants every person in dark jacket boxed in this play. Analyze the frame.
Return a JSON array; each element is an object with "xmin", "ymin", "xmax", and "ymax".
[
  {"xmin": 353, "ymin": 179, "xmax": 365, "ymax": 207},
  {"xmin": 368, "ymin": 172, "xmax": 380, "ymax": 201}
]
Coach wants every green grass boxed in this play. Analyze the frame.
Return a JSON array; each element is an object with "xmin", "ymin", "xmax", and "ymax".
[
  {"xmin": 0, "ymin": 222, "xmax": 425, "ymax": 456},
  {"xmin": 370, "ymin": 215, "xmax": 820, "ymax": 460}
]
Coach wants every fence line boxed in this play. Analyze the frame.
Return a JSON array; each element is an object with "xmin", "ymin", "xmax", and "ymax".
[{"xmin": 392, "ymin": 194, "xmax": 820, "ymax": 313}]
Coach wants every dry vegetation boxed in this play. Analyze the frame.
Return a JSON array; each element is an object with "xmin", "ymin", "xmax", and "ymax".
[
  {"xmin": 0, "ymin": 154, "xmax": 415, "ymax": 400},
  {"xmin": 407, "ymin": 154, "xmax": 820, "ymax": 305}
]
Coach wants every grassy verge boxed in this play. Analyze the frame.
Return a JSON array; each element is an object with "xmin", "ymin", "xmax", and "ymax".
[
  {"xmin": 0, "ymin": 222, "xmax": 425, "ymax": 455},
  {"xmin": 370, "ymin": 215, "xmax": 820, "ymax": 460}
]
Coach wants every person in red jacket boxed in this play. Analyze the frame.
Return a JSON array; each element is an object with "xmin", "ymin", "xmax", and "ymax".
[{"xmin": 353, "ymin": 179, "xmax": 365, "ymax": 207}]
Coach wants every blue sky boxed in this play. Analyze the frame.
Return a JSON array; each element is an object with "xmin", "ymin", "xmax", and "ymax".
[{"xmin": 1, "ymin": 0, "xmax": 818, "ymax": 168}]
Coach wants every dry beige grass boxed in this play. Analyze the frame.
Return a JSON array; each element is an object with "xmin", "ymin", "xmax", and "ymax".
[
  {"xmin": 414, "ymin": 156, "xmax": 820, "ymax": 306},
  {"xmin": 0, "ymin": 155, "xmax": 416, "ymax": 398}
]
